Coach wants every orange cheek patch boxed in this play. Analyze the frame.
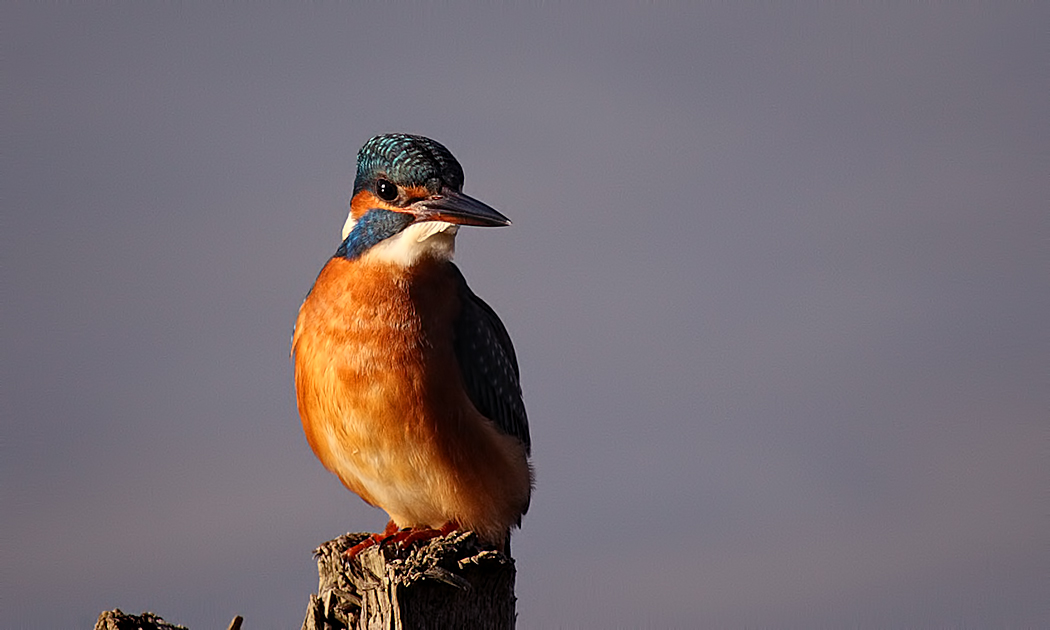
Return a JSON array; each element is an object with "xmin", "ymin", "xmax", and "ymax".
[
  {"xmin": 349, "ymin": 191, "xmax": 379, "ymax": 220},
  {"xmin": 350, "ymin": 185, "xmax": 434, "ymax": 220},
  {"xmin": 400, "ymin": 185, "xmax": 432, "ymax": 203},
  {"xmin": 349, "ymin": 190, "xmax": 397, "ymax": 220}
]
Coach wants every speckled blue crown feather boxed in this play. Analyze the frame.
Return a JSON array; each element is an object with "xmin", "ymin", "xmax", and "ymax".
[{"xmin": 353, "ymin": 134, "xmax": 465, "ymax": 194}]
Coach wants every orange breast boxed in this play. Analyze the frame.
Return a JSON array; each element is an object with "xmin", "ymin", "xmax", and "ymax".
[{"xmin": 292, "ymin": 256, "xmax": 531, "ymax": 543}]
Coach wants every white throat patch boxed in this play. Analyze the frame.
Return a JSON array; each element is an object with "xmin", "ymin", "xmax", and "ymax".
[{"xmin": 342, "ymin": 212, "xmax": 459, "ymax": 266}]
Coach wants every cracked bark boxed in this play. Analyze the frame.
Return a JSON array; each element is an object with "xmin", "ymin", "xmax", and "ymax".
[
  {"xmin": 302, "ymin": 531, "xmax": 517, "ymax": 630},
  {"xmin": 94, "ymin": 530, "xmax": 515, "ymax": 630}
]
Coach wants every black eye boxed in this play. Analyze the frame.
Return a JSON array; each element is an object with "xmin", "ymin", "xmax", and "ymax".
[{"xmin": 375, "ymin": 178, "xmax": 398, "ymax": 201}]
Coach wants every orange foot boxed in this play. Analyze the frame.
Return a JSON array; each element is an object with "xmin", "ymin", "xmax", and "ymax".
[
  {"xmin": 388, "ymin": 521, "xmax": 459, "ymax": 549},
  {"xmin": 344, "ymin": 520, "xmax": 400, "ymax": 558}
]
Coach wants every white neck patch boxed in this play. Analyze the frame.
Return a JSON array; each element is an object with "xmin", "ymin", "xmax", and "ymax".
[{"xmin": 342, "ymin": 212, "xmax": 459, "ymax": 266}]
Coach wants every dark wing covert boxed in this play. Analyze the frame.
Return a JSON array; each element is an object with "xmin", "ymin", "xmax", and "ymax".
[{"xmin": 449, "ymin": 263, "xmax": 531, "ymax": 454}]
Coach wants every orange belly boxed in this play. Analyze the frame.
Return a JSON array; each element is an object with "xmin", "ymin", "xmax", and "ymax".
[{"xmin": 292, "ymin": 256, "xmax": 531, "ymax": 543}]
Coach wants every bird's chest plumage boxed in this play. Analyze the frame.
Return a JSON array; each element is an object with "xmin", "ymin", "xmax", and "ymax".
[{"xmin": 293, "ymin": 256, "xmax": 465, "ymax": 523}]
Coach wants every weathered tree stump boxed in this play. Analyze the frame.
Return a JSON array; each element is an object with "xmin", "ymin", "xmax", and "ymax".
[
  {"xmin": 94, "ymin": 609, "xmax": 189, "ymax": 630},
  {"xmin": 95, "ymin": 610, "xmax": 243, "ymax": 630},
  {"xmin": 302, "ymin": 531, "xmax": 517, "ymax": 630},
  {"xmin": 93, "ymin": 532, "xmax": 514, "ymax": 629}
]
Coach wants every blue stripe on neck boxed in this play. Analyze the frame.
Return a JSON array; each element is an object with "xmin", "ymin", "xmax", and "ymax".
[{"xmin": 336, "ymin": 209, "xmax": 414, "ymax": 260}]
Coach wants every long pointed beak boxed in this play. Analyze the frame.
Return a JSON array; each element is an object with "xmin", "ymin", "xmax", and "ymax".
[{"xmin": 410, "ymin": 191, "xmax": 511, "ymax": 227}]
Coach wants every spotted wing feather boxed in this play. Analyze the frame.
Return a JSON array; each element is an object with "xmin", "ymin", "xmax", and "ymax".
[{"xmin": 450, "ymin": 264, "xmax": 531, "ymax": 455}]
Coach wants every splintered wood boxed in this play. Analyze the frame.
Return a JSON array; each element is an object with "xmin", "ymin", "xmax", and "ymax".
[
  {"xmin": 302, "ymin": 531, "xmax": 517, "ymax": 630},
  {"xmin": 94, "ymin": 610, "xmax": 188, "ymax": 630}
]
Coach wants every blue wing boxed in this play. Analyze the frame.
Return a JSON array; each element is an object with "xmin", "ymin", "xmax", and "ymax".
[{"xmin": 449, "ymin": 264, "xmax": 531, "ymax": 455}]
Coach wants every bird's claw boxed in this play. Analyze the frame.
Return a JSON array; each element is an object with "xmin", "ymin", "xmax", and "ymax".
[{"xmin": 344, "ymin": 521, "xmax": 460, "ymax": 558}]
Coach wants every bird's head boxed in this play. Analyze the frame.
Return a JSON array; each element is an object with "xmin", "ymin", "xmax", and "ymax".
[{"xmin": 337, "ymin": 134, "xmax": 509, "ymax": 265}]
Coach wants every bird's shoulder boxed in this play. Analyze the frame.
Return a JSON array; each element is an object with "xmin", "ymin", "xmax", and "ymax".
[{"xmin": 446, "ymin": 263, "xmax": 531, "ymax": 454}]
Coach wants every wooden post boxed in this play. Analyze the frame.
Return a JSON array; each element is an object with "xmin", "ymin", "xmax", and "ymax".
[
  {"xmin": 93, "ymin": 532, "xmax": 515, "ymax": 629},
  {"xmin": 95, "ymin": 610, "xmax": 242, "ymax": 630},
  {"xmin": 301, "ymin": 531, "xmax": 518, "ymax": 630},
  {"xmin": 95, "ymin": 610, "xmax": 187, "ymax": 630}
]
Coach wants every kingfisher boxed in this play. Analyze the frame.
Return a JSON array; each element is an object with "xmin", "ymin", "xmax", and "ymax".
[{"xmin": 293, "ymin": 134, "xmax": 532, "ymax": 554}]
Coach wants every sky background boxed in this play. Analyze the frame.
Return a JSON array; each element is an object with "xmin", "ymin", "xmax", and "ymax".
[{"xmin": 3, "ymin": 5, "xmax": 1047, "ymax": 628}]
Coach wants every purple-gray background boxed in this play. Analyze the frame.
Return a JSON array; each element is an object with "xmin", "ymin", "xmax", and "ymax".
[{"xmin": 4, "ymin": 5, "xmax": 1047, "ymax": 628}]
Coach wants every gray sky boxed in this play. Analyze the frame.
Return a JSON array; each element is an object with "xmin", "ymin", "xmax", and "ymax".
[{"xmin": 4, "ymin": 5, "xmax": 1047, "ymax": 628}]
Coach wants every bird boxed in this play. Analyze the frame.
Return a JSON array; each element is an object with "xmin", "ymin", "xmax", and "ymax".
[{"xmin": 292, "ymin": 134, "xmax": 532, "ymax": 554}]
